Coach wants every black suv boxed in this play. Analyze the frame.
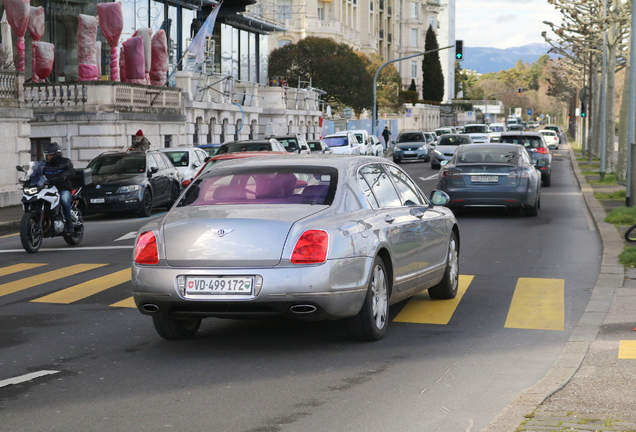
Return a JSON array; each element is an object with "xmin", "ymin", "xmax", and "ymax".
[
  {"xmin": 82, "ymin": 150, "xmax": 181, "ymax": 217},
  {"xmin": 499, "ymin": 132, "xmax": 552, "ymax": 186}
]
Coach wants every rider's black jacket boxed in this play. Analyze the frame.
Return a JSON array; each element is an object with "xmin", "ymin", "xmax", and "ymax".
[{"xmin": 43, "ymin": 154, "xmax": 75, "ymax": 191}]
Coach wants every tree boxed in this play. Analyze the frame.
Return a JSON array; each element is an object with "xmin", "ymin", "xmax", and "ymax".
[
  {"xmin": 268, "ymin": 37, "xmax": 374, "ymax": 115},
  {"xmin": 359, "ymin": 52, "xmax": 402, "ymax": 114},
  {"xmin": 421, "ymin": 25, "xmax": 444, "ymax": 103}
]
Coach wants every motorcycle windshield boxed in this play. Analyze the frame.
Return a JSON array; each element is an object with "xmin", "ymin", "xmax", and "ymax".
[{"xmin": 20, "ymin": 161, "xmax": 46, "ymax": 187}]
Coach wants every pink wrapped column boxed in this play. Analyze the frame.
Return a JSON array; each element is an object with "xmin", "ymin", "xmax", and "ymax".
[
  {"xmin": 4, "ymin": 0, "xmax": 30, "ymax": 72},
  {"xmin": 150, "ymin": 30, "xmax": 168, "ymax": 87},
  {"xmin": 96, "ymin": 2, "xmax": 123, "ymax": 81},
  {"xmin": 28, "ymin": 6, "xmax": 45, "ymax": 82},
  {"xmin": 77, "ymin": 14, "xmax": 99, "ymax": 81},
  {"xmin": 33, "ymin": 41, "xmax": 54, "ymax": 81}
]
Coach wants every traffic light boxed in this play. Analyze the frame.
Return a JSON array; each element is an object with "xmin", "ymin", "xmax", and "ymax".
[
  {"xmin": 455, "ymin": 40, "xmax": 463, "ymax": 60},
  {"xmin": 517, "ymin": 88, "xmax": 522, "ymax": 95},
  {"xmin": 580, "ymin": 102, "xmax": 587, "ymax": 117}
]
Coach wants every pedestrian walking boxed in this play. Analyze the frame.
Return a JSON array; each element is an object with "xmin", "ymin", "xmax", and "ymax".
[{"xmin": 382, "ymin": 126, "xmax": 391, "ymax": 148}]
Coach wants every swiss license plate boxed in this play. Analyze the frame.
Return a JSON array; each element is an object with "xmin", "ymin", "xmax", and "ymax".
[
  {"xmin": 185, "ymin": 276, "xmax": 253, "ymax": 296},
  {"xmin": 471, "ymin": 176, "xmax": 498, "ymax": 183},
  {"xmin": 90, "ymin": 198, "xmax": 105, "ymax": 203}
]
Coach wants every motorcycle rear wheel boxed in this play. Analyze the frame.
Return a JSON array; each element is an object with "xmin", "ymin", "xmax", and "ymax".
[
  {"xmin": 20, "ymin": 212, "xmax": 43, "ymax": 253},
  {"xmin": 64, "ymin": 209, "xmax": 84, "ymax": 246}
]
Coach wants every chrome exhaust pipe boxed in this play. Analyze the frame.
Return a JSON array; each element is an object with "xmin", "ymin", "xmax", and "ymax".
[
  {"xmin": 141, "ymin": 303, "xmax": 160, "ymax": 313},
  {"xmin": 289, "ymin": 304, "xmax": 317, "ymax": 314}
]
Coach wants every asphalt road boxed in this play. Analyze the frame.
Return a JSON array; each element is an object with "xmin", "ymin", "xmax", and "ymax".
[{"xmin": 0, "ymin": 148, "xmax": 602, "ymax": 432}]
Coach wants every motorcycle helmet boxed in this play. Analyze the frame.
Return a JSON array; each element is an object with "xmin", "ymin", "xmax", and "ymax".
[{"xmin": 44, "ymin": 142, "xmax": 62, "ymax": 162}]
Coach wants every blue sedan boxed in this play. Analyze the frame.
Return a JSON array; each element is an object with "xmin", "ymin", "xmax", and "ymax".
[{"xmin": 436, "ymin": 143, "xmax": 541, "ymax": 216}]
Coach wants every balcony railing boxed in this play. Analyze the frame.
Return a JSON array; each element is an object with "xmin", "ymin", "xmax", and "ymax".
[
  {"xmin": 0, "ymin": 70, "xmax": 25, "ymax": 108},
  {"xmin": 23, "ymin": 81, "xmax": 182, "ymax": 113}
]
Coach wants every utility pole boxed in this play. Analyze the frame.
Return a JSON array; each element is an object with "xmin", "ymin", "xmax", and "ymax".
[{"xmin": 372, "ymin": 45, "xmax": 453, "ymax": 137}]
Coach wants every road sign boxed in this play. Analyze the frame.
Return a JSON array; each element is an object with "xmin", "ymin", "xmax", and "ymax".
[
  {"xmin": 467, "ymin": 111, "xmax": 473, "ymax": 118},
  {"xmin": 527, "ymin": 109, "xmax": 533, "ymax": 116},
  {"xmin": 343, "ymin": 107, "xmax": 353, "ymax": 119},
  {"xmin": 540, "ymin": 114, "xmax": 545, "ymax": 119}
]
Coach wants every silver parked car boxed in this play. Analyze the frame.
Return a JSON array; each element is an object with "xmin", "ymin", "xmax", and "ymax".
[{"xmin": 131, "ymin": 155, "xmax": 460, "ymax": 341}]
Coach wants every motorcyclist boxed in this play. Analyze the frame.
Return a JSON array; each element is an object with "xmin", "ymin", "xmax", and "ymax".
[{"xmin": 43, "ymin": 142, "xmax": 75, "ymax": 234}]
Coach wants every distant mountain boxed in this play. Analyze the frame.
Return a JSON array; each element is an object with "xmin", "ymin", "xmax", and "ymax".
[{"xmin": 462, "ymin": 43, "xmax": 557, "ymax": 74}]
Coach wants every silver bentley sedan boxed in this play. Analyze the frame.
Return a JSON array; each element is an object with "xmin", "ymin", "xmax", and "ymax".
[{"xmin": 131, "ymin": 155, "xmax": 460, "ymax": 341}]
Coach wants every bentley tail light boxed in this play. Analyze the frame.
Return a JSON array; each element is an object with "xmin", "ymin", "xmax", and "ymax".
[
  {"xmin": 291, "ymin": 230, "xmax": 328, "ymax": 264},
  {"xmin": 134, "ymin": 231, "xmax": 159, "ymax": 265}
]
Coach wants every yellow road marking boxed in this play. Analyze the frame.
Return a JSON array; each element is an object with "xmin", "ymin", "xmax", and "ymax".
[
  {"xmin": 505, "ymin": 277, "xmax": 564, "ymax": 330},
  {"xmin": 31, "ymin": 269, "xmax": 131, "ymax": 304},
  {"xmin": 0, "ymin": 263, "xmax": 48, "ymax": 277},
  {"xmin": 0, "ymin": 233, "xmax": 19, "ymax": 239},
  {"xmin": 109, "ymin": 297, "xmax": 136, "ymax": 308},
  {"xmin": 0, "ymin": 264, "xmax": 106, "ymax": 297},
  {"xmin": 618, "ymin": 340, "xmax": 636, "ymax": 359},
  {"xmin": 393, "ymin": 275, "xmax": 474, "ymax": 324}
]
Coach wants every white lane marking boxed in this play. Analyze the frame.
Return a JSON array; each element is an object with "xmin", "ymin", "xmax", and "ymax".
[
  {"xmin": 0, "ymin": 246, "xmax": 134, "ymax": 254},
  {"xmin": 0, "ymin": 370, "xmax": 60, "ymax": 388},
  {"xmin": 420, "ymin": 174, "xmax": 438, "ymax": 181},
  {"xmin": 115, "ymin": 232, "xmax": 138, "ymax": 241}
]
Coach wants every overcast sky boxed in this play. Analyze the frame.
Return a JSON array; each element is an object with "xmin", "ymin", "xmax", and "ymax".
[{"xmin": 455, "ymin": 0, "xmax": 564, "ymax": 49}]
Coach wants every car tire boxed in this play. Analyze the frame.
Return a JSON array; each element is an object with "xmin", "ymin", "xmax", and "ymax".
[
  {"xmin": 542, "ymin": 174, "xmax": 551, "ymax": 187},
  {"xmin": 152, "ymin": 316, "xmax": 201, "ymax": 340},
  {"xmin": 138, "ymin": 189, "xmax": 153, "ymax": 217},
  {"xmin": 166, "ymin": 182, "xmax": 180, "ymax": 209},
  {"xmin": 525, "ymin": 193, "xmax": 540, "ymax": 217},
  {"xmin": 346, "ymin": 256, "xmax": 389, "ymax": 341},
  {"xmin": 428, "ymin": 231, "xmax": 459, "ymax": 300}
]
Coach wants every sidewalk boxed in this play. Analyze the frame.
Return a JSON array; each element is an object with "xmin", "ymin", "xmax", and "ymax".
[{"xmin": 483, "ymin": 145, "xmax": 636, "ymax": 432}]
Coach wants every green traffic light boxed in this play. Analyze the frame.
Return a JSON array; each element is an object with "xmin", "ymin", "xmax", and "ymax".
[
  {"xmin": 581, "ymin": 112, "xmax": 586, "ymax": 117},
  {"xmin": 456, "ymin": 53, "xmax": 462, "ymax": 59}
]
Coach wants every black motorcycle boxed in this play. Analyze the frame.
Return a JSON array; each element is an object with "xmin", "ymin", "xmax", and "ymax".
[{"xmin": 16, "ymin": 162, "xmax": 85, "ymax": 253}]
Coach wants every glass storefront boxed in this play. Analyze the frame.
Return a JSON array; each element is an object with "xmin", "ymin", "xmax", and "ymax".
[{"xmin": 1, "ymin": 0, "xmax": 269, "ymax": 86}]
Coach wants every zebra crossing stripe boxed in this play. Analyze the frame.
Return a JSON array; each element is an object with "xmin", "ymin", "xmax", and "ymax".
[
  {"xmin": 0, "ymin": 264, "xmax": 107, "ymax": 298},
  {"xmin": 393, "ymin": 275, "xmax": 474, "ymax": 324},
  {"xmin": 505, "ymin": 277, "xmax": 564, "ymax": 331},
  {"xmin": 109, "ymin": 296, "xmax": 136, "ymax": 308},
  {"xmin": 0, "ymin": 263, "xmax": 48, "ymax": 277},
  {"xmin": 31, "ymin": 269, "xmax": 131, "ymax": 304},
  {"xmin": 618, "ymin": 340, "xmax": 636, "ymax": 359}
]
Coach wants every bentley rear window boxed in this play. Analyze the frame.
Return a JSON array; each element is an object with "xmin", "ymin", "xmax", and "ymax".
[{"xmin": 179, "ymin": 166, "xmax": 338, "ymax": 206}]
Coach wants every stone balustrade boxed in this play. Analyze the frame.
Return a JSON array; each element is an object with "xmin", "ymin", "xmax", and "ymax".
[
  {"xmin": 23, "ymin": 81, "xmax": 182, "ymax": 114},
  {"xmin": 0, "ymin": 70, "xmax": 25, "ymax": 108}
]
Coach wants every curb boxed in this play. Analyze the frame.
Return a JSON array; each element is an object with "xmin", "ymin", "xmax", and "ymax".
[
  {"xmin": 0, "ymin": 221, "xmax": 20, "ymax": 236},
  {"xmin": 481, "ymin": 145, "xmax": 624, "ymax": 432}
]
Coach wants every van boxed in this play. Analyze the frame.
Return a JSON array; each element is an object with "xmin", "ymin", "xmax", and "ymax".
[{"xmin": 348, "ymin": 129, "xmax": 372, "ymax": 155}]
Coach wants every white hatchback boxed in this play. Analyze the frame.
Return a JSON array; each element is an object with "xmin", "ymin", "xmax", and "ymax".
[
  {"xmin": 159, "ymin": 147, "xmax": 210, "ymax": 188},
  {"xmin": 539, "ymin": 129, "xmax": 560, "ymax": 150}
]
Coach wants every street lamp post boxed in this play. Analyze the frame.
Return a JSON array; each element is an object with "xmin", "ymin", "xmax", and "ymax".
[
  {"xmin": 627, "ymin": 0, "xmax": 636, "ymax": 206},
  {"xmin": 372, "ymin": 45, "xmax": 454, "ymax": 137},
  {"xmin": 599, "ymin": 0, "xmax": 608, "ymax": 181}
]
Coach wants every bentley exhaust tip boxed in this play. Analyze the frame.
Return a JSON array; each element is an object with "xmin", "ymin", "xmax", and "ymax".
[
  {"xmin": 289, "ymin": 304, "xmax": 317, "ymax": 314},
  {"xmin": 141, "ymin": 303, "xmax": 160, "ymax": 313}
]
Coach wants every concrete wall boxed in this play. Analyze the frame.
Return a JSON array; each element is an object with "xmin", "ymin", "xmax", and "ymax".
[{"xmin": 0, "ymin": 108, "xmax": 34, "ymax": 206}]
